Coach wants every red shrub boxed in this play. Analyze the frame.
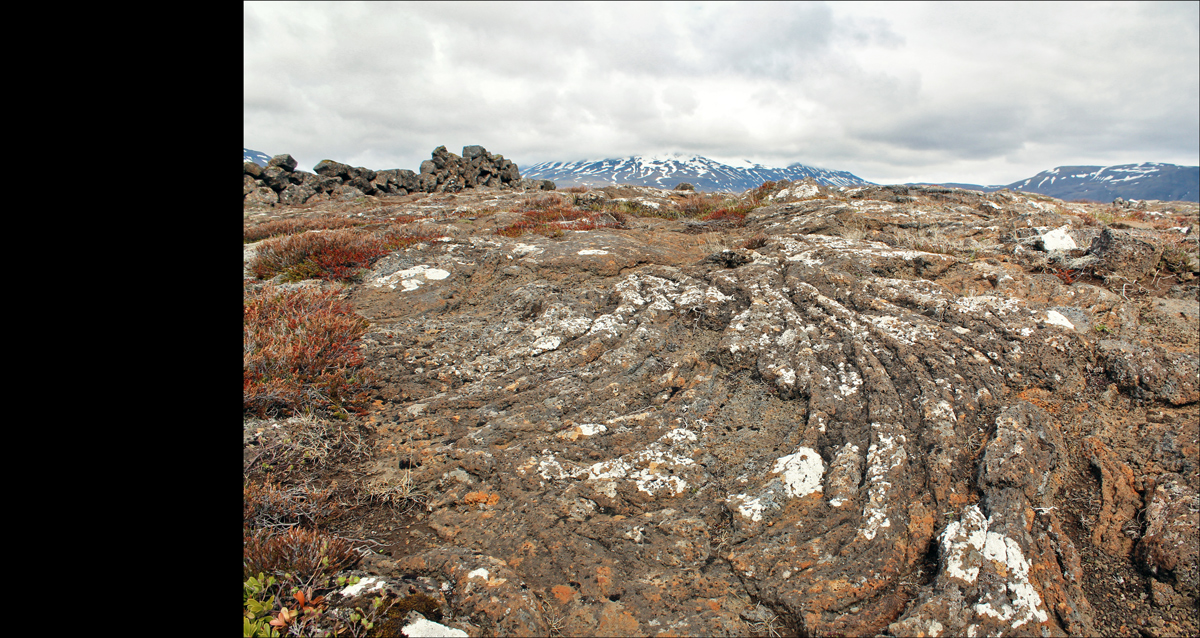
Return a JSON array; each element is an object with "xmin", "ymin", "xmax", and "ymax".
[
  {"xmin": 702, "ymin": 206, "xmax": 750, "ymax": 226},
  {"xmin": 244, "ymin": 217, "xmax": 368, "ymax": 243},
  {"xmin": 249, "ymin": 227, "xmax": 439, "ymax": 283},
  {"xmin": 243, "ymin": 526, "xmax": 358, "ymax": 584},
  {"xmin": 243, "ymin": 284, "xmax": 372, "ymax": 417}
]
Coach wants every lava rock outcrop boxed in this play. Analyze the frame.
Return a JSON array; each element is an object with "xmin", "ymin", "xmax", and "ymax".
[{"xmin": 245, "ymin": 182, "xmax": 1200, "ymax": 636}]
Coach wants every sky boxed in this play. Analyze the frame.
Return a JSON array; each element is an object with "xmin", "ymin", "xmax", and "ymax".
[{"xmin": 244, "ymin": 1, "xmax": 1199, "ymax": 185}]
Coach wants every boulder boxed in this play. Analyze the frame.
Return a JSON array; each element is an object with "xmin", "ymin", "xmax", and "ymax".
[
  {"xmin": 279, "ymin": 182, "xmax": 316, "ymax": 206},
  {"xmin": 1088, "ymin": 227, "xmax": 1165, "ymax": 280},
  {"xmin": 314, "ymin": 160, "xmax": 353, "ymax": 179},
  {"xmin": 260, "ymin": 166, "xmax": 291, "ymax": 192},
  {"xmin": 1137, "ymin": 474, "xmax": 1200, "ymax": 597},
  {"xmin": 244, "ymin": 186, "xmax": 278, "ymax": 207},
  {"xmin": 267, "ymin": 154, "xmax": 298, "ymax": 172}
]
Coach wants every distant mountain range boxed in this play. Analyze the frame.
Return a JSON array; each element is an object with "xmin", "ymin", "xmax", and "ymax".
[
  {"xmin": 519, "ymin": 155, "xmax": 871, "ymax": 192},
  {"xmin": 244, "ymin": 148, "xmax": 272, "ymax": 167},
  {"xmin": 915, "ymin": 163, "xmax": 1198, "ymax": 203},
  {"xmin": 247, "ymin": 147, "xmax": 1198, "ymax": 202}
]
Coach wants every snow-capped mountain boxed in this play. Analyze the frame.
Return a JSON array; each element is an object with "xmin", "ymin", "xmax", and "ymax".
[
  {"xmin": 1005, "ymin": 163, "xmax": 1198, "ymax": 202},
  {"xmin": 915, "ymin": 163, "xmax": 1198, "ymax": 203},
  {"xmin": 244, "ymin": 147, "xmax": 272, "ymax": 167},
  {"xmin": 519, "ymin": 155, "xmax": 872, "ymax": 192}
]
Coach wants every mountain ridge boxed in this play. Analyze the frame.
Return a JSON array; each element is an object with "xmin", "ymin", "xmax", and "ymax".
[
  {"xmin": 519, "ymin": 155, "xmax": 872, "ymax": 192},
  {"xmin": 910, "ymin": 162, "xmax": 1199, "ymax": 203}
]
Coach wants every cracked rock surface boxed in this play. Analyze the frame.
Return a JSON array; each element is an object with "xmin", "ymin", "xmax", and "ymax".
[{"xmin": 246, "ymin": 183, "xmax": 1199, "ymax": 637}]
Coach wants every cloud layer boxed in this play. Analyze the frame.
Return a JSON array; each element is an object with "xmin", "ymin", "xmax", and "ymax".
[{"xmin": 245, "ymin": 1, "xmax": 1199, "ymax": 185}]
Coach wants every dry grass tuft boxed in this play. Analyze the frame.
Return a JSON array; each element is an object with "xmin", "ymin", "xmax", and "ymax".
[
  {"xmin": 244, "ymin": 480, "xmax": 340, "ymax": 530},
  {"xmin": 363, "ymin": 470, "xmax": 428, "ymax": 512}
]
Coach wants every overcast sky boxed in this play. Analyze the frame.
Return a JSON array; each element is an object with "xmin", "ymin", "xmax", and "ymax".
[{"xmin": 245, "ymin": 1, "xmax": 1199, "ymax": 185}]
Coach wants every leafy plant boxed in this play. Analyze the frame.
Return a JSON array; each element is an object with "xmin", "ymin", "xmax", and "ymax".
[{"xmin": 245, "ymin": 573, "xmax": 282, "ymax": 638}]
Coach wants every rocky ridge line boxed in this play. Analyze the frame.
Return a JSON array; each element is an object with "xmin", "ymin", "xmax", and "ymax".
[{"xmin": 243, "ymin": 145, "xmax": 556, "ymax": 208}]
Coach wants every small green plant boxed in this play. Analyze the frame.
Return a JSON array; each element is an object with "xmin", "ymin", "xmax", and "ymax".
[
  {"xmin": 244, "ymin": 573, "xmax": 282, "ymax": 638},
  {"xmin": 1093, "ymin": 323, "xmax": 1111, "ymax": 334}
]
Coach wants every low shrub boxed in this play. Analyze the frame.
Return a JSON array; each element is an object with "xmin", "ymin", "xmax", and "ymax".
[
  {"xmin": 701, "ymin": 205, "xmax": 753, "ymax": 227},
  {"xmin": 244, "ymin": 480, "xmax": 339, "ymax": 530},
  {"xmin": 674, "ymin": 193, "xmax": 732, "ymax": 219},
  {"xmin": 244, "ymin": 217, "xmax": 368, "ymax": 244},
  {"xmin": 249, "ymin": 227, "xmax": 435, "ymax": 283},
  {"xmin": 243, "ymin": 526, "xmax": 359, "ymax": 588},
  {"xmin": 243, "ymin": 284, "xmax": 372, "ymax": 417},
  {"xmin": 738, "ymin": 234, "xmax": 769, "ymax": 250},
  {"xmin": 744, "ymin": 180, "xmax": 795, "ymax": 206},
  {"xmin": 497, "ymin": 194, "xmax": 622, "ymax": 237}
]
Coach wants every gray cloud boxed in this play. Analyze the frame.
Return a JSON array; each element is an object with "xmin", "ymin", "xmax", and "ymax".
[{"xmin": 244, "ymin": 1, "xmax": 1199, "ymax": 185}]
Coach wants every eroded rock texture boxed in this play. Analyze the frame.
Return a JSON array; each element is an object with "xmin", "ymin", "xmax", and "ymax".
[{"xmin": 246, "ymin": 183, "xmax": 1200, "ymax": 636}]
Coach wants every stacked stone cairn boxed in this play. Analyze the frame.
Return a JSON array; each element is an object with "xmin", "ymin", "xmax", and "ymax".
[{"xmin": 243, "ymin": 145, "xmax": 555, "ymax": 207}]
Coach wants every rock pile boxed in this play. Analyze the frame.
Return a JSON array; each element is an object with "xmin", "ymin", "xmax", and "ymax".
[{"xmin": 243, "ymin": 145, "xmax": 553, "ymax": 207}]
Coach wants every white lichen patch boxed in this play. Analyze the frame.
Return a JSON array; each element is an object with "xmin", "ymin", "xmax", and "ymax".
[
  {"xmin": 370, "ymin": 265, "xmax": 451, "ymax": 291},
  {"xmin": 954, "ymin": 295, "xmax": 1025, "ymax": 317},
  {"xmin": 729, "ymin": 494, "xmax": 767, "ymax": 521},
  {"xmin": 941, "ymin": 505, "xmax": 989, "ymax": 582},
  {"xmin": 466, "ymin": 568, "xmax": 489, "ymax": 580},
  {"xmin": 577, "ymin": 249, "xmax": 609, "ymax": 255},
  {"xmin": 339, "ymin": 576, "xmax": 386, "ymax": 597},
  {"xmin": 941, "ymin": 506, "xmax": 1050, "ymax": 629},
  {"xmin": 1043, "ymin": 310, "xmax": 1074, "ymax": 330},
  {"xmin": 556, "ymin": 423, "xmax": 608, "ymax": 441},
  {"xmin": 859, "ymin": 432, "xmax": 907, "ymax": 540},
  {"xmin": 867, "ymin": 314, "xmax": 943, "ymax": 346},
  {"xmin": 586, "ymin": 446, "xmax": 695, "ymax": 496},
  {"xmin": 661, "ymin": 428, "xmax": 698, "ymax": 442},
  {"xmin": 402, "ymin": 618, "xmax": 469, "ymax": 638},
  {"xmin": 511, "ymin": 243, "xmax": 542, "ymax": 256},
  {"xmin": 1041, "ymin": 226, "xmax": 1077, "ymax": 251},
  {"xmin": 529, "ymin": 421, "xmax": 699, "ymax": 497},
  {"xmin": 515, "ymin": 454, "xmax": 577, "ymax": 481},
  {"xmin": 530, "ymin": 335, "xmax": 562, "ymax": 353},
  {"xmin": 772, "ymin": 448, "xmax": 824, "ymax": 498}
]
